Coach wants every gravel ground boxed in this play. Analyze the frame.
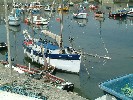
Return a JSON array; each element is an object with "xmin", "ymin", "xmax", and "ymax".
[{"xmin": 0, "ymin": 63, "xmax": 88, "ymax": 100}]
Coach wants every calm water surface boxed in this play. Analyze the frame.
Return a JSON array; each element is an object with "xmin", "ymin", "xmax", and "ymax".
[{"xmin": 0, "ymin": 3, "xmax": 133, "ymax": 100}]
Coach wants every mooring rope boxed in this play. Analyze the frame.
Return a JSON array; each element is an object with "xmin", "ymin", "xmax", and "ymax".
[{"xmin": 96, "ymin": 20, "xmax": 111, "ymax": 60}]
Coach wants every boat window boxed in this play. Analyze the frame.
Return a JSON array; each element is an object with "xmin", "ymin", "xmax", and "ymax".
[
  {"xmin": 62, "ymin": 49, "xmax": 66, "ymax": 54},
  {"xmin": 67, "ymin": 47, "xmax": 71, "ymax": 52},
  {"xmin": 47, "ymin": 50, "xmax": 49, "ymax": 53}
]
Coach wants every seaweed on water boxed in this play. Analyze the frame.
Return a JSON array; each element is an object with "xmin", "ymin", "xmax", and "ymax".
[{"xmin": 121, "ymin": 84, "xmax": 133, "ymax": 97}]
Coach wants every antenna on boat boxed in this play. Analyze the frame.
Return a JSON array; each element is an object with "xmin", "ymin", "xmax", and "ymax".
[{"xmin": 4, "ymin": 0, "xmax": 13, "ymax": 85}]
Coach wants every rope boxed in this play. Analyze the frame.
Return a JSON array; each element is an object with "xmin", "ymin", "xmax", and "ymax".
[{"xmin": 96, "ymin": 21, "xmax": 111, "ymax": 60}]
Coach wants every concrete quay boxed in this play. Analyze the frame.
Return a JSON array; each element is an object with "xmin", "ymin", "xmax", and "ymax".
[{"xmin": 0, "ymin": 63, "xmax": 88, "ymax": 100}]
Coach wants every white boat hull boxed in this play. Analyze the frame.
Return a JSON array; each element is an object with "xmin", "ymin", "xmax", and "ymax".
[
  {"xmin": 9, "ymin": 20, "xmax": 21, "ymax": 26},
  {"xmin": 23, "ymin": 30, "xmax": 81, "ymax": 73},
  {"xmin": 127, "ymin": 13, "xmax": 133, "ymax": 17},
  {"xmin": 73, "ymin": 13, "xmax": 88, "ymax": 19},
  {"xmin": 48, "ymin": 58, "xmax": 81, "ymax": 73},
  {"xmin": 24, "ymin": 48, "xmax": 81, "ymax": 73}
]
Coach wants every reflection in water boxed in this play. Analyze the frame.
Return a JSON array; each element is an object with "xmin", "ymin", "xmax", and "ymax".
[
  {"xmin": 9, "ymin": 25, "xmax": 21, "ymax": 32},
  {"xmin": 95, "ymin": 17, "xmax": 105, "ymax": 22},
  {"xmin": 127, "ymin": 16, "xmax": 133, "ymax": 25},
  {"xmin": 0, "ymin": 15, "xmax": 5, "ymax": 25},
  {"xmin": 33, "ymin": 24, "xmax": 49, "ymax": 30},
  {"xmin": 74, "ymin": 19, "xmax": 88, "ymax": 27},
  {"xmin": 9, "ymin": 25, "xmax": 21, "ymax": 64},
  {"xmin": 109, "ymin": 16, "xmax": 127, "ymax": 25},
  {"xmin": 0, "ymin": 50, "xmax": 7, "ymax": 55}
]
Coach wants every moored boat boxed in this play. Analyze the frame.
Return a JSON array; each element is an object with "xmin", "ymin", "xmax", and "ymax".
[
  {"xmin": 0, "ymin": 60, "xmax": 55, "ymax": 75},
  {"xmin": 8, "ymin": 8, "xmax": 22, "ymax": 26},
  {"xmin": 26, "ymin": 15, "xmax": 49, "ymax": 25},
  {"xmin": 109, "ymin": 9, "xmax": 127, "ymax": 18},
  {"xmin": 89, "ymin": 4, "xmax": 98, "ymax": 10},
  {"xmin": 127, "ymin": 6, "xmax": 133, "ymax": 17},
  {"xmin": 73, "ymin": 13, "xmax": 88, "ymax": 19},
  {"xmin": 22, "ymin": 26, "xmax": 81, "ymax": 74},
  {"xmin": 22, "ymin": 35, "xmax": 81, "ymax": 74},
  {"xmin": 8, "ymin": 14, "xmax": 21, "ymax": 26},
  {"xmin": 44, "ymin": 4, "xmax": 56, "ymax": 12},
  {"xmin": 73, "ymin": 7, "xmax": 88, "ymax": 19},
  {"xmin": 27, "ymin": 1, "xmax": 43, "ymax": 11},
  {"xmin": 58, "ymin": 5, "xmax": 69, "ymax": 11},
  {"xmin": 0, "ymin": 42, "xmax": 7, "ymax": 51},
  {"xmin": 94, "ymin": 11, "xmax": 104, "ymax": 18},
  {"xmin": 22, "ymin": 0, "xmax": 81, "ymax": 74}
]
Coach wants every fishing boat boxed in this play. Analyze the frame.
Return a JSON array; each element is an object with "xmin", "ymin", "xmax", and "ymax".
[
  {"xmin": 0, "ymin": 42, "xmax": 7, "ymax": 51},
  {"xmin": 73, "ymin": 7, "xmax": 88, "ymax": 19}
]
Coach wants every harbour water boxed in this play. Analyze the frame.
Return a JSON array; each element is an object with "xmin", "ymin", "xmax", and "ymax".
[{"xmin": 0, "ymin": 2, "xmax": 133, "ymax": 100}]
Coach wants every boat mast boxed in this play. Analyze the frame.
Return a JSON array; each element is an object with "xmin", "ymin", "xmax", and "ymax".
[
  {"xmin": 4, "ymin": 0, "xmax": 13, "ymax": 83},
  {"xmin": 59, "ymin": 0, "xmax": 63, "ymax": 50},
  {"xmin": 49, "ymin": 0, "xmax": 55, "ymax": 18},
  {"xmin": 30, "ymin": 3, "xmax": 34, "ymax": 40}
]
